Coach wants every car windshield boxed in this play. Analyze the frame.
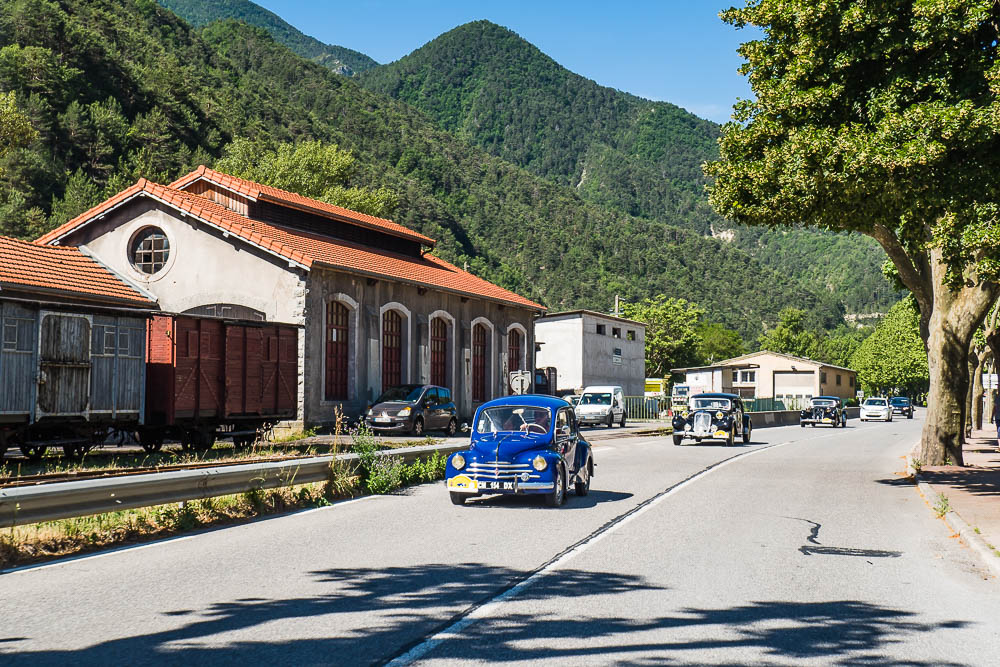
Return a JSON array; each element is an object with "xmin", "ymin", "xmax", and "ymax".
[
  {"xmin": 476, "ymin": 406, "xmax": 551, "ymax": 434},
  {"xmin": 890, "ymin": 397, "xmax": 910, "ymax": 406},
  {"xmin": 581, "ymin": 393, "xmax": 612, "ymax": 405},
  {"xmin": 811, "ymin": 399, "xmax": 836, "ymax": 407},
  {"xmin": 864, "ymin": 398, "xmax": 887, "ymax": 406},
  {"xmin": 375, "ymin": 385, "xmax": 424, "ymax": 403},
  {"xmin": 569, "ymin": 396, "xmax": 581, "ymax": 405},
  {"xmin": 692, "ymin": 397, "xmax": 731, "ymax": 411}
]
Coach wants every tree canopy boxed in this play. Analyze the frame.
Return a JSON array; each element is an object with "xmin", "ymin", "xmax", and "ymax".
[
  {"xmin": 621, "ymin": 296, "xmax": 704, "ymax": 378},
  {"xmin": 851, "ymin": 299, "xmax": 928, "ymax": 397}
]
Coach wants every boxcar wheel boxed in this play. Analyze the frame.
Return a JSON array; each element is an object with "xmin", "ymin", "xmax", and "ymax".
[
  {"xmin": 62, "ymin": 444, "xmax": 87, "ymax": 460},
  {"xmin": 139, "ymin": 430, "xmax": 163, "ymax": 454},
  {"xmin": 20, "ymin": 443, "xmax": 47, "ymax": 462},
  {"xmin": 545, "ymin": 464, "xmax": 566, "ymax": 507},
  {"xmin": 449, "ymin": 491, "xmax": 467, "ymax": 506}
]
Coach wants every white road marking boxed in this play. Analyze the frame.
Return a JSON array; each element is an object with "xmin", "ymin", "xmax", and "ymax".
[{"xmin": 386, "ymin": 437, "xmax": 820, "ymax": 666}]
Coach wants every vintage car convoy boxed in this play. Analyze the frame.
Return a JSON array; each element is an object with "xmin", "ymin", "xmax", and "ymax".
[
  {"xmin": 799, "ymin": 396, "xmax": 847, "ymax": 428},
  {"xmin": 671, "ymin": 392, "xmax": 752, "ymax": 446},
  {"xmin": 445, "ymin": 395, "xmax": 594, "ymax": 507}
]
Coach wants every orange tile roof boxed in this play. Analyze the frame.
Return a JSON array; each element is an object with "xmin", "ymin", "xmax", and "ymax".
[
  {"xmin": 35, "ymin": 179, "xmax": 543, "ymax": 310},
  {"xmin": 170, "ymin": 165, "xmax": 436, "ymax": 247},
  {"xmin": 0, "ymin": 235, "xmax": 154, "ymax": 306}
]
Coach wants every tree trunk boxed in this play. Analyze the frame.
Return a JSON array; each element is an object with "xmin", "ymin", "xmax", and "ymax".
[{"xmin": 972, "ymin": 351, "xmax": 989, "ymax": 431}]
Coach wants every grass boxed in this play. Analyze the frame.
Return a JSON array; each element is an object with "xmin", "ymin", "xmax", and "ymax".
[
  {"xmin": 933, "ymin": 492, "xmax": 952, "ymax": 518},
  {"xmin": 0, "ymin": 414, "xmax": 450, "ymax": 569}
]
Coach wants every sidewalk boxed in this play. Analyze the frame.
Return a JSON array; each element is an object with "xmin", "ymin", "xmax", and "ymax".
[{"xmin": 917, "ymin": 429, "xmax": 1000, "ymax": 569}]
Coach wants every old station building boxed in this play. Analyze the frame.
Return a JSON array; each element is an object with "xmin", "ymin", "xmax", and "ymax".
[{"xmin": 38, "ymin": 166, "xmax": 544, "ymax": 425}]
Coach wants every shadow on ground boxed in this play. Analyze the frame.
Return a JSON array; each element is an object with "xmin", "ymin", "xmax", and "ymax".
[{"xmin": 2, "ymin": 562, "xmax": 970, "ymax": 666}]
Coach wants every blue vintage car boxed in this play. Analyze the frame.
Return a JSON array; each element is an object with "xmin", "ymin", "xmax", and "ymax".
[{"xmin": 446, "ymin": 395, "xmax": 594, "ymax": 506}]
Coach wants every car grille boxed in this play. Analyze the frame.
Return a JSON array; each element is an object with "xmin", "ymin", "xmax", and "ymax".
[
  {"xmin": 812, "ymin": 408, "xmax": 825, "ymax": 419},
  {"xmin": 693, "ymin": 412, "xmax": 712, "ymax": 433},
  {"xmin": 465, "ymin": 462, "xmax": 541, "ymax": 481}
]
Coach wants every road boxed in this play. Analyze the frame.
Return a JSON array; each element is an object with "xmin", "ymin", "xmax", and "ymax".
[{"xmin": 3, "ymin": 414, "xmax": 999, "ymax": 665}]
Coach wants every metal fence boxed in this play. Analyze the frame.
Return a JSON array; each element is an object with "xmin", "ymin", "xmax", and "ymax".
[{"xmin": 624, "ymin": 395, "xmax": 811, "ymax": 421}]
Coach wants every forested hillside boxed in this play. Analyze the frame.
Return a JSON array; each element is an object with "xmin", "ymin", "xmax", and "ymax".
[
  {"xmin": 0, "ymin": 0, "xmax": 845, "ymax": 339},
  {"xmin": 360, "ymin": 20, "xmax": 900, "ymax": 315},
  {"xmin": 157, "ymin": 0, "xmax": 377, "ymax": 75}
]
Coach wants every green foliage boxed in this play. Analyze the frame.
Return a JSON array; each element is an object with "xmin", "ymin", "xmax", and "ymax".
[
  {"xmin": 757, "ymin": 308, "xmax": 820, "ymax": 360},
  {"xmin": 157, "ymin": 0, "xmax": 377, "ymax": 75},
  {"xmin": 0, "ymin": 90, "xmax": 35, "ymax": 176},
  {"xmin": 707, "ymin": 0, "xmax": 1000, "ymax": 297},
  {"xmin": 622, "ymin": 296, "xmax": 704, "ymax": 377},
  {"xmin": 359, "ymin": 19, "xmax": 897, "ymax": 316},
  {"xmin": 850, "ymin": 299, "xmax": 929, "ymax": 396},
  {"xmin": 0, "ymin": 0, "xmax": 846, "ymax": 338},
  {"xmin": 815, "ymin": 325, "xmax": 871, "ymax": 370},
  {"xmin": 216, "ymin": 138, "xmax": 398, "ymax": 218},
  {"xmin": 696, "ymin": 322, "xmax": 745, "ymax": 364}
]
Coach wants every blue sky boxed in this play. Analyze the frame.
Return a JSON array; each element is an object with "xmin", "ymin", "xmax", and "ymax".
[{"xmin": 255, "ymin": 1, "xmax": 757, "ymax": 124}]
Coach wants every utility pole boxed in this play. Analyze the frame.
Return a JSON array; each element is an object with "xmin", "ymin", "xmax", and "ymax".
[{"xmin": 614, "ymin": 294, "xmax": 620, "ymax": 317}]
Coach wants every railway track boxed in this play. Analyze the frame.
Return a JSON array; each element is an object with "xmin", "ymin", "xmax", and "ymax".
[{"xmin": 0, "ymin": 453, "xmax": 323, "ymax": 489}]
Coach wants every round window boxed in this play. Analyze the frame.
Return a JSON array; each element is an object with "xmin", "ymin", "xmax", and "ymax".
[{"xmin": 130, "ymin": 227, "xmax": 170, "ymax": 275}]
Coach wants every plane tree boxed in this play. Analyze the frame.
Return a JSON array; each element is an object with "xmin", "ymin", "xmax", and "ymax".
[{"xmin": 706, "ymin": 0, "xmax": 1000, "ymax": 465}]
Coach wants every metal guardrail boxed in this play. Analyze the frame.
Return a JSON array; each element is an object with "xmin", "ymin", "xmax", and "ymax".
[{"xmin": 0, "ymin": 442, "xmax": 467, "ymax": 528}]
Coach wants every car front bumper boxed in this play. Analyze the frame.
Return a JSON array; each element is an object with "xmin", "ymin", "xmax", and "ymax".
[
  {"xmin": 446, "ymin": 474, "xmax": 555, "ymax": 495},
  {"xmin": 577, "ymin": 412, "xmax": 611, "ymax": 425},
  {"xmin": 800, "ymin": 417, "xmax": 837, "ymax": 425},
  {"xmin": 366, "ymin": 417, "xmax": 413, "ymax": 432}
]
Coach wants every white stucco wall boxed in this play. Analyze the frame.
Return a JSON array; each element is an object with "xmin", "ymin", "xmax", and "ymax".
[{"xmin": 534, "ymin": 317, "xmax": 584, "ymax": 391}]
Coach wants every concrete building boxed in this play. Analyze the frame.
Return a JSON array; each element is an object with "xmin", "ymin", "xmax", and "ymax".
[
  {"xmin": 37, "ymin": 166, "xmax": 544, "ymax": 425},
  {"xmin": 534, "ymin": 310, "xmax": 646, "ymax": 396},
  {"xmin": 673, "ymin": 351, "xmax": 857, "ymax": 404}
]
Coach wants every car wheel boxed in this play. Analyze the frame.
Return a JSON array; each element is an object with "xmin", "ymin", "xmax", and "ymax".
[
  {"xmin": 575, "ymin": 459, "xmax": 591, "ymax": 496},
  {"xmin": 545, "ymin": 464, "xmax": 566, "ymax": 507},
  {"xmin": 908, "ymin": 413, "xmax": 913, "ymax": 419},
  {"xmin": 606, "ymin": 413, "xmax": 614, "ymax": 428},
  {"xmin": 726, "ymin": 426, "xmax": 735, "ymax": 447},
  {"xmin": 619, "ymin": 412, "xmax": 626, "ymax": 428},
  {"xmin": 412, "ymin": 418, "xmax": 424, "ymax": 437},
  {"xmin": 449, "ymin": 492, "xmax": 467, "ymax": 506},
  {"xmin": 743, "ymin": 423, "xmax": 752, "ymax": 444},
  {"xmin": 800, "ymin": 422, "xmax": 806, "ymax": 428},
  {"xmin": 445, "ymin": 418, "xmax": 457, "ymax": 437},
  {"xmin": 672, "ymin": 434, "xmax": 684, "ymax": 446}
]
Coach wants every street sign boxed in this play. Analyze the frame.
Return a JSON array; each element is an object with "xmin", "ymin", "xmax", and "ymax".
[
  {"xmin": 509, "ymin": 370, "xmax": 531, "ymax": 395},
  {"xmin": 856, "ymin": 390, "xmax": 864, "ymax": 398}
]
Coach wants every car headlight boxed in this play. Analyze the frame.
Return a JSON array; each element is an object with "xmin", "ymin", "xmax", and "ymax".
[
  {"xmin": 682, "ymin": 411, "xmax": 689, "ymax": 418},
  {"xmin": 366, "ymin": 408, "xmax": 373, "ymax": 416},
  {"xmin": 716, "ymin": 411, "xmax": 724, "ymax": 420},
  {"xmin": 397, "ymin": 407, "xmax": 412, "ymax": 417},
  {"xmin": 452, "ymin": 453, "xmax": 466, "ymax": 470},
  {"xmin": 532, "ymin": 455, "xmax": 547, "ymax": 471}
]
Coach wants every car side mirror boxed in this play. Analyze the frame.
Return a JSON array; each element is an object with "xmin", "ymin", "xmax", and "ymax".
[{"xmin": 557, "ymin": 425, "xmax": 571, "ymax": 438}]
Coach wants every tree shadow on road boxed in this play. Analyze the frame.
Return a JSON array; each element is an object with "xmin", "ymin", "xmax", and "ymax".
[{"xmin": 3, "ymin": 560, "xmax": 972, "ymax": 666}]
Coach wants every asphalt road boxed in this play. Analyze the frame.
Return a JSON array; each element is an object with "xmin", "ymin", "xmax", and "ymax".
[{"xmin": 3, "ymin": 413, "xmax": 999, "ymax": 665}]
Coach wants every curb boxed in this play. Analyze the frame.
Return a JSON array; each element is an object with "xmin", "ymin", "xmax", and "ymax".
[{"xmin": 908, "ymin": 452, "xmax": 1000, "ymax": 579}]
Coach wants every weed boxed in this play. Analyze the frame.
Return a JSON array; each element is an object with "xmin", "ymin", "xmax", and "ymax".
[
  {"xmin": 272, "ymin": 427, "xmax": 319, "ymax": 444},
  {"xmin": 933, "ymin": 492, "xmax": 951, "ymax": 518},
  {"xmin": 911, "ymin": 458, "xmax": 922, "ymax": 474},
  {"xmin": 974, "ymin": 527, "xmax": 981, "ymax": 534}
]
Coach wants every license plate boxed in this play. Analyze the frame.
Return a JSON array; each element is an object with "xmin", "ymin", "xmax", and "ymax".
[
  {"xmin": 822, "ymin": 418, "xmax": 831, "ymax": 423},
  {"xmin": 479, "ymin": 480, "xmax": 516, "ymax": 491},
  {"xmin": 375, "ymin": 417, "xmax": 392, "ymax": 424}
]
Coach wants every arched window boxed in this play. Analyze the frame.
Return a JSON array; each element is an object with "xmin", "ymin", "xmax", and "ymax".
[
  {"xmin": 508, "ymin": 329, "xmax": 523, "ymax": 372},
  {"xmin": 472, "ymin": 323, "xmax": 487, "ymax": 402},
  {"xmin": 431, "ymin": 316, "xmax": 448, "ymax": 387},
  {"xmin": 325, "ymin": 301, "xmax": 349, "ymax": 400},
  {"xmin": 382, "ymin": 309, "xmax": 402, "ymax": 389}
]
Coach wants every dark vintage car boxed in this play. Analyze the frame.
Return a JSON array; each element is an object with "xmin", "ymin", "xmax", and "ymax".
[
  {"xmin": 445, "ymin": 395, "xmax": 594, "ymax": 507},
  {"xmin": 365, "ymin": 384, "xmax": 458, "ymax": 436},
  {"xmin": 800, "ymin": 396, "xmax": 847, "ymax": 428},
  {"xmin": 890, "ymin": 396, "xmax": 914, "ymax": 419},
  {"xmin": 671, "ymin": 393, "xmax": 752, "ymax": 446}
]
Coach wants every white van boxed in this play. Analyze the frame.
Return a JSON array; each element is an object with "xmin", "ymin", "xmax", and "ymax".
[{"xmin": 576, "ymin": 385, "xmax": 626, "ymax": 427}]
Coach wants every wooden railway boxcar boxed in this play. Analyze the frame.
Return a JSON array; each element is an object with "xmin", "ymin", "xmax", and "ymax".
[
  {"xmin": 0, "ymin": 299, "xmax": 148, "ymax": 459},
  {"xmin": 142, "ymin": 314, "xmax": 298, "ymax": 452}
]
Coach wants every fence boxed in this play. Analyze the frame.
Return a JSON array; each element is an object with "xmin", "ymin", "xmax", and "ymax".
[{"xmin": 624, "ymin": 395, "xmax": 813, "ymax": 421}]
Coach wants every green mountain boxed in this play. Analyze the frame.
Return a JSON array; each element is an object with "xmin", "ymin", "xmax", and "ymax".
[
  {"xmin": 359, "ymin": 20, "xmax": 899, "ymax": 315},
  {"xmin": 157, "ymin": 0, "xmax": 378, "ymax": 76},
  {"xmin": 0, "ymin": 0, "xmax": 845, "ymax": 340}
]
